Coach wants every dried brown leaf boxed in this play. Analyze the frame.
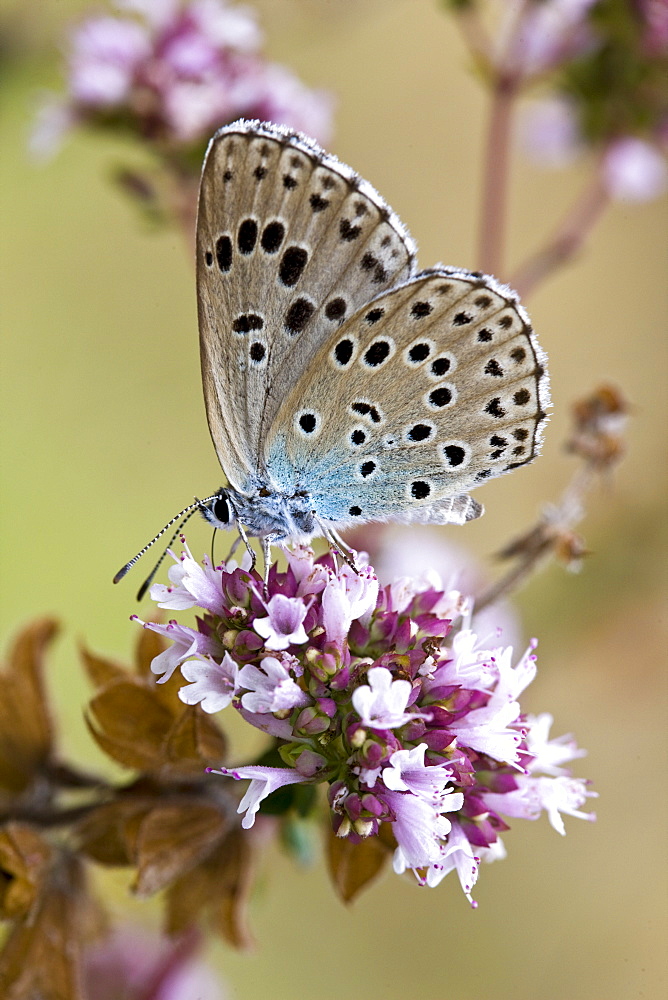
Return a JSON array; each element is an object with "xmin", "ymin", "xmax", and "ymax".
[
  {"xmin": 325, "ymin": 828, "xmax": 390, "ymax": 903},
  {"xmin": 75, "ymin": 797, "xmax": 156, "ymax": 866},
  {"xmin": 133, "ymin": 801, "xmax": 229, "ymax": 897},
  {"xmin": 0, "ymin": 823, "xmax": 53, "ymax": 919},
  {"xmin": 86, "ymin": 680, "xmax": 174, "ymax": 771},
  {"xmin": 79, "ymin": 646, "xmax": 127, "ymax": 689},
  {"xmin": 212, "ymin": 830, "xmax": 255, "ymax": 950},
  {"xmin": 163, "ymin": 706, "xmax": 227, "ymax": 775},
  {"xmin": 0, "ymin": 848, "xmax": 100, "ymax": 1000},
  {"xmin": 165, "ymin": 828, "xmax": 255, "ymax": 949},
  {"xmin": 0, "ymin": 619, "xmax": 58, "ymax": 793}
]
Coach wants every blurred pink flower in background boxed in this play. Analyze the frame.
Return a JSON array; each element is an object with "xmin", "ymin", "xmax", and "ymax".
[
  {"xmin": 638, "ymin": 0, "xmax": 668, "ymax": 55},
  {"xmin": 84, "ymin": 926, "xmax": 226, "ymax": 1000},
  {"xmin": 32, "ymin": 0, "xmax": 333, "ymax": 156},
  {"xmin": 520, "ymin": 96, "xmax": 584, "ymax": 167},
  {"xmin": 498, "ymin": 0, "xmax": 599, "ymax": 79},
  {"xmin": 602, "ymin": 136, "xmax": 668, "ymax": 200},
  {"xmin": 368, "ymin": 528, "xmax": 522, "ymax": 651}
]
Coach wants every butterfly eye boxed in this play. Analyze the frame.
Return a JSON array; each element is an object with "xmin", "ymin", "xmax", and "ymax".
[{"xmin": 212, "ymin": 495, "xmax": 231, "ymax": 524}]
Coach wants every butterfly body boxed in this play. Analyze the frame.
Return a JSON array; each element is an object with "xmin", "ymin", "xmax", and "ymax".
[
  {"xmin": 202, "ymin": 484, "xmax": 318, "ymax": 542},
  {"xmin": 195, "ymin": 119, "xmax": 550, "ymax": 549}
]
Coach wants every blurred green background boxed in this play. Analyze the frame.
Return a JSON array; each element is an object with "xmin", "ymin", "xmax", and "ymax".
[{"xmin": 1, "ymin": 1, "xmax": 666, "ymax": 998}]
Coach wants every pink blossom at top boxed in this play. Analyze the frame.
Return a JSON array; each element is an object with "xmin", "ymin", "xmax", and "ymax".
[
  {"xmin": 639, "ymin": 0, "xmax": 668, "ymax": 55},
  {"xmin": 602, "ymin": 137, "xmax": 668, "ymax": 202},
  {"xmin": 285, "ymin": 544, "xmax": 330, "ymax": 596},
  {"xmin": 509, "ymin": 0, "xmax": 598, "ymax": 78},
  {"xmin": 35, "ymin": 0, "xmax": 334, "ymax": 155},
  {"xmin": 68, "ymin": 17, "xmax": 151, "ymax": 106}
]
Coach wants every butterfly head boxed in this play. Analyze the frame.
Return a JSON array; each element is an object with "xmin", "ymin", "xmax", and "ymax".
[{"xmin": 200, "ymin": 489, "xmax": 237, "ymax": 531}]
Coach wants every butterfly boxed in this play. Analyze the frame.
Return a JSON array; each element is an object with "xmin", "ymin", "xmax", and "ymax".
[{"xmin": 116, "ymin": 119, "xmax": 549, "ymax": 591}]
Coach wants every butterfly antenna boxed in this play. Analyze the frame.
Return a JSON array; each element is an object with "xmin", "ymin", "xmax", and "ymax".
[{"xmin": 113, "ymin": 495, "xmax": 219, "ymax": 598}]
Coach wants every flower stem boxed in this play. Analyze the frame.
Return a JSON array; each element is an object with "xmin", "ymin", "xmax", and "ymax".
[
  {"xmin": 478, "ymin": 76, "xmax": 518, "ymax": 277},
  {"xmin": 510, "ymin": 171, "xmax": 609, "ymax": 297}
]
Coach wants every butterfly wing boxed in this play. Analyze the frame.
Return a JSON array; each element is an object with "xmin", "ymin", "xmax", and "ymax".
[
  {"xmin": 196, "ymin": 120, "xmax": 417, "ymax": 492},
  {"xmin": 263, "ymin": 268, "xmax": 549, "ymax": 527}
]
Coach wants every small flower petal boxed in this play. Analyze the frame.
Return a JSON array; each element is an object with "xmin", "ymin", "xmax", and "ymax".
[
  {"xmin": 179, "ymin": 651, "xmax": 239, "ymax": 713},
  {"xmin": 352, "ymin": 667, "xmax": 413, "ymax": 730},
  {"xmin": 211, "ymin": 764, "xmax": 307, "ymax": 828},
  {"xmin": 238, "ymin": 656, "xmax": 310, "ymax": 714},
  {"xmin": 254, "ymin": 594, "xmax": 309, "ymax": 650}
]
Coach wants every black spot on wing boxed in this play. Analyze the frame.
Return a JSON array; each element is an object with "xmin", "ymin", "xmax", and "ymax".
[{"xmin": 279, "ymin": 247, "xmax": 308, "ymax": 286}]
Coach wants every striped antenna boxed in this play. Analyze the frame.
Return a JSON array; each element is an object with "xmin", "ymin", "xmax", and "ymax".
[{"xmin": 113, "ymin": 495, "xmax": 219, "ymax": 600}]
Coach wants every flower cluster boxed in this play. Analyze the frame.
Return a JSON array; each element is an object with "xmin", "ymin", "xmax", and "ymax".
[
  {"xmin": 137, "ymin": 542, "xmax": 595, "ymax": 905},
  {"xmin": 509, "ymin": 0, "xmax": 668, "ymax": 201},
  {"xmin": 33, "ymin": 0, "xmax": 333, "ymax": 157}
]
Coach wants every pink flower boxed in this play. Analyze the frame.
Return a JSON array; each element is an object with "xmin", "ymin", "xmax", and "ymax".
[
  {"xmin": 84, "ymin": 925, "xmax": 226, "ymax": 1000},
  {"xmin": 69, "ymin": 17, "xmax": 150, "ymax": 106},
  {"xmin": 424, "ymin": 820, "xmax": 480, "ymax": 906},
  {"xmin": 638, "ymin": 0, "xmax": 668, "ymax": 56},
  {"xmin": 150, "ymin": 545, "xmax": 224, "ymax": 614},
  {"xmin": 510, "ymin": 0, "xmax": 598, "ymax": 78},
  {"xmin": 385, "ymin": 787, "xmax": 461, "ymax": 878},
  {"xmin": 211, "ymin": 764, "xmax": 309, "ymax": 828},
  {"xmin": 37, "ymin": 0, "xmax": 334, "ymax": 153},
  {"xmin": 253, "ymin": 594, "xmax": 309, "ymax": 650},
  {"xmin": 602, "ymin": 137, "xmax": 668, "ymax": 201},
  {"xmin": 446, "ymin": 644, "xmax": 537, "ymax": 764},
  {"xmin": 524, "ymin": 711, "xmax": 588, "ymax": 776},
  {"xmin": 321, "ymin": 562, "xmax": 378, "ymax": 644},
  {"xmin": 351, "ymin": 666, "xmax": 414, "ymax": 730},
  {"xmin": 238, "ymin": 656, "xmax": 311, "ymax": 714},
  {"xmin": 285, "ymin": 544, "xmax": 330, "ymax": 596},
  {"xmin": 141, "ymin": 543, "xmax": 594, "ymax": 901},
  {"xmin": 179, "ymin": 650, "xmax": 239, "ymax": 712},
  {"xmin": 135, "ymin": 617, "xmax": 223, "ymax": 683},
  {"xmin": 521, "ymin": 97, "xmax": 583, "ymax": 168},
  {"xmin": 382, "ymin": 743, "xmax": 460, "ymax": 807}
]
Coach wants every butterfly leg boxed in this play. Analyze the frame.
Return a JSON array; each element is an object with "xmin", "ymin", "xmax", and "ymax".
[
  {"xmin": 234, "ymin": 519, "xmax": 257, "ymax": 573},
  {"xmin": 261, "ymin": 533, "xmax": 284, "ymax": 591},
  {"xmin": 317, "ymin": 520, "xmax": 359, "ymax": 575},
  {"xmin": 261, "ymin": 535, "xmax": 272, "ymax": 590}
]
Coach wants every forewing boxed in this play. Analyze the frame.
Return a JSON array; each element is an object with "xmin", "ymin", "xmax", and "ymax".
[
  {"xmin": 264, "ymin": 268, "xmax": 549, "ymax": 525},
  {"xmin": 196, "ymin": 120, "xmax": 416, "ymax": 491}
]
